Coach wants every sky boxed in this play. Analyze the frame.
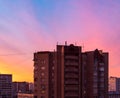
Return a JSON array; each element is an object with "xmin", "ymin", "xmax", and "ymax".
[{"xmin": 0, "ymin": 0, "xmax": 120, "ymax": 82}]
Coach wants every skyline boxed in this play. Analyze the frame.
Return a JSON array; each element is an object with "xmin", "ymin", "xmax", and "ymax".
[{"xmin": 0, "ymin": 0, "xmax": 120, "ymax": 82}]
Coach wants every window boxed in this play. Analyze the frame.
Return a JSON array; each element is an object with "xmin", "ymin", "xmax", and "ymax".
[
  {"xmin": 93, "ymin": 83, "xmax": 97, "ymax": 88},
  {"xmin": 41, "ymin": 73, "xmax": 45, "ymax": 76},
  {"xmin": 41, "ymin": 96, "xmax": 45, "ymax": 98},
  {"xmin": 52, "ymin": 66, "xmax": 54, "ymax": 70},
  {"xmin": 41, "ymin": 79, "xmax": 45, "ymax": 82},
  {"xmin": 41, "ymin": 60, "xmax": 45, "ymax": 64},
  {"xmin": 34, "ymin": 66, "xmax": 38, "ymax": 70},
  {"xmin": 93, "ymin": 72, "xmax": 97, "ymax": 76},
  {"xmin": 100, "ymin": 73, "xmax": 104, "ymax": 76},
  {"xmin": 99, "ymin": 63, "xmax": 104, "ymax": 65},
  {"xmin": 99, "ymin": 67, "xmax": 104, "ymax": 71},
  {"xmin": 93, "ymin": 88, "xmax": 98, "ymax": 94},
  {"xmin": 34, "ymin": 96, "xmax": 37, "ymax": 98},
  {"xmin": 41, "ymin": 90, "xmax": 45, "ymax": 94},
  {"xmin": 41, "ymin": 85, "xmax": 46, "ymax": 90},
  {"xmin": 41, "ymin": 66, "xmax": 45, "ymax": 70}
]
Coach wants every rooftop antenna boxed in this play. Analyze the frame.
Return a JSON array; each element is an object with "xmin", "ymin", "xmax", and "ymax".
[
  {"xmin": 82, "ymin": 43, "xmax": 84, "ymax": 52},
  {"xmin": 65, "ymin": 41, "xmax": 67, "ymax": 46}
]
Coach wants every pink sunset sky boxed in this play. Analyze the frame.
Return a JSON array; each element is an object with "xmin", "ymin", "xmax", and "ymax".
[{"xmin": 0, "ymin": 0, "xmax": 120, "ymax": 82}]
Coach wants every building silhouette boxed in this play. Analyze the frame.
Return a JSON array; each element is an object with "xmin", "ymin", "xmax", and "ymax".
[
  {"xmin": 0, "ymin": 74, "xmax": 12, "ymax": 98},
  {"xmin": 33, "ymin": 44, "xmax": 109, "ymax": 98}
]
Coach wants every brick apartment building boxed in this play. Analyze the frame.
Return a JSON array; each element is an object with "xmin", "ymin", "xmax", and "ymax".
[
  {"xmin": 33, "ymin": 44, "xmax": 109, "ymax": 98},
  {"xmin": 82, "ymin": 49, "xmax": 108, "ymax": 98},
  {"xmin": 56, "ymin": 44, "xmax": 82, "ymax": 98},
  {"xmin": 33, "ymin": 52, "xmax": 55, "ymax": 98}
]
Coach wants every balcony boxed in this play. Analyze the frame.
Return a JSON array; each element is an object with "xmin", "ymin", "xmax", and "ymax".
[
  {"xmin": 65, "ymin": 74, "xmax": 79, "ymax": 78},
  {"xmin": 65, "ymin": 62, "xmax": 78, "ymax": 66},
  {"xmin": 65, "ymin": 80, "xmax": 79, "ymax": 85},
  {"xmin": 65, "ymin": 68, "xmax": 79, "ymax": 72},
  {"xmin": 65, "ymin": 56, "xmax": 78, "ymax": 59},
  {"xmin": 65, "ymin": 92, "xmax": 79, "ymax": 97},
  {"xmin": 65, "ymin": 86, "xmax": 78, "ymax": 91}
]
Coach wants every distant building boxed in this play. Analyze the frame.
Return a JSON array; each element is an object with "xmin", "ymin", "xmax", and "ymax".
[
  {"xmin": 109, "ymin": 76, "xmax": 120, "ymax": 93},
  {"xmin": 13, "ymin": 82, "xmax": 33, "ymax": 98},
  {"xmin": 109, "ymin": 93, "xmax": 120, "ymax": 98},
  {"xmin": 33, "ymin": 44, "xmax": 109, "ymax": 98},
  {"xmin": 0, "ymin": 74, "xmax": 12, "ymax": 98}
]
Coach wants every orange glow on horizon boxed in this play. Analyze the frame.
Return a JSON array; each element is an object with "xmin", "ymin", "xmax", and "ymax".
[{"xmin": 0, "ymin": 60, "xmax": 33, "ymax": 82}]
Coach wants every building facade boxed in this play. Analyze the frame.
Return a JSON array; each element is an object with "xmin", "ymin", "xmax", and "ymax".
[
  {"xmin": 33, "ymin": 52, "xmax": 55, "ymax": 98},
  {"xmin": 12, "ymin": 81, "xmax": 32, "ymax": 98},
  {"xmin": 109, "ymin": 93, "xmax": 120, "ymax": 98},
  {"xmin": 0, "ymin": 74, "xmax": 12, "ymax": 98},
  {"xmin": 82, "ymin": 49, "xmax": 108, "ymax": 98},
  {"xmin": 33, "ymin": 44, "xmax": 109, "ymax": 98},
  {"xmin": 56, "ymin": 44, "xmax": 82, "ymax": 98},
  {"xmin": 109, "ymin": 77, "xmax": 120, "ymax": 93}
]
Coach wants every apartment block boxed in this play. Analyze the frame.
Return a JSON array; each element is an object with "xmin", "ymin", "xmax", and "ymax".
[
  {"xmin": 33, "ymin": 44, "xmax": 109, "ymax": 98},
  {"xmin": 0, "ymin": 74, "xmax": 12, "ymax": 98},
  {"xmin": 13, "ymin": 81, "xmax": 32, "ymax": 98},
  {"xmin": 56, "ymin": 44, "xmax": 82, "ymax": 98},
  {"xmin": 33, "ymin": 52, "xmax": 55, "ymax": 98},
  {"xmin": 82, "ymin": 49, "xmax": 108, "ymax": 98}
]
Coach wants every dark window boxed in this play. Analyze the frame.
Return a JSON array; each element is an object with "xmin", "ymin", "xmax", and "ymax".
[
  {"xmin": 41, "ymin": 96, "xmax": 45, "ymax": 98},
  {"xmin": 34, "ymin": 96, "xmax": 37, "ymax": 98}
]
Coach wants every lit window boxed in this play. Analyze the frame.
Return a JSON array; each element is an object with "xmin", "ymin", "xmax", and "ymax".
[
  {"xmin": 52, "ymin": 66, "xmax": 54, "ymax": 70},
  {"xmin": 99, "ymin": 67, "xmax": 104, "ymax": 71},
  {"xmin": 41, "ymin": 66, "xmax": 45, "ymax": 70},
  {"xmin": 41, "ymin": 90, "xmax": 45, "ymax": 94},
  {"xmin": 41, "ymin": 73, "xmax": 45, "ymax": 76}
]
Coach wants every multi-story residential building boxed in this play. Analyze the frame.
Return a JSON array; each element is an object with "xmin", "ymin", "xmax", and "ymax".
[
  {"xmin": 33, "ymin": 51, "xmax": 55, "ymax": 98},
  {"xmin": 56, "ymin": 44, "xmax": 82, "ymax": 98},
  {"xmin": 109, "ymin": 76, "xmax": 120, "ymax": 93},
  {"xmin": 12, "ymin": 81, "xmax": 31, "ymax": 98},
  {"xmin": 0, "ymin": 74, "xmax": 12, "ymax": 98},
  {"xmin": 82, "ymin": 49, "xmax": 108, "ymax": 98},
  {"xmin": 33, "ymin": 44, "xmax": 109, "ymax": 98}
]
